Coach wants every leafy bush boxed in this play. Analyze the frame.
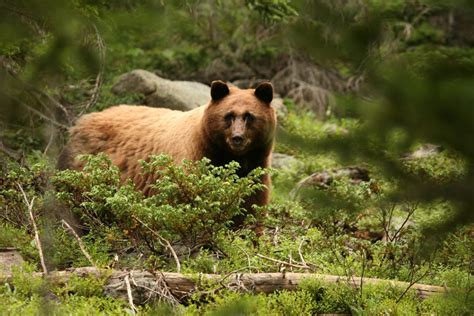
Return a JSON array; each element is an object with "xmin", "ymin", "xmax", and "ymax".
[{"xmin": 53, "ymin": 154, "xmax": 267, "ymax": 251}]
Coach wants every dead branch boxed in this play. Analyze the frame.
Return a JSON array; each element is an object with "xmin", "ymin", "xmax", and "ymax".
[
  {"xmin": 297, "ymin": 238, "xmax": 309, "ymax": 269},
  {"xmin": 0, "ymin": 140, "xmax": 21, "ymax": 161},
  {"xmin": 77, "ymin": 24, "xmax": 105, "ymax": 117},
  {"xmin": 272, "ymin": 54, "xmax": 362, "ymax": 118},
  {"xmin": 131, "ymin": 215, "xmax": 181, "ymax": 273},
  {"xmin": 256, "ymin": 253, "xmax": 313, "ymax": 270},
  {"xmin": 19, "ymin": 101, "xmax": 68, "ymax": 130},
  {"xmin": 17, "ymin": 183, "xmax": 48, "ymax": 274},
  {"xmin": 124, "ymin": 274, "xmax": 138, "ymax": 314},
  {"xmin": 61, "ymin": 219, "xmax": 96, "ymax": 267}
]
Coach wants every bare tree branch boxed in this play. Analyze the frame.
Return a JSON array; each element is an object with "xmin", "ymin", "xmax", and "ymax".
[
  {"xmin": 61, "ymin": 219, "xmax": 96, "ymax": 268},
  {"xmin": 17, "ymin": 183, "xmax": 48, "ymax": 274}
]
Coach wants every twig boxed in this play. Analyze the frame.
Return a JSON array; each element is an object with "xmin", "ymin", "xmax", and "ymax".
[
  {"xmin": 78, "ymin": 24, "xmax": 105, "ymax": 117},
  {"xmin": 43, "ymin": 130, "xmax": 55, "ymax": 156},
  {"xmin": 20, "ymin": 102, "xmax": 68, "ymax": 129},
  {"xmin": 288, "ymin": 251, "xmax": 294, "ymax": 272},
  {"xmin": 360, "ymin": 249, "xmax": 367, "ymax": 299},
  {"xmin": 30, "ymin": 90, "xmax": 70, "ymax": 122},
  {"xmin": 132, "ymin": 215, "xmax": 181, "ymax": 273},
  {"xmin": 298, "ymin": 238, "xmax": 308, "ymax": 268},
  {"xmin": 5, "ymin": 66, "xmax": 71, "ymax": 126},
  {"xmin": 61, "ymin": 219, "xmax": 96, "ymax": 267},
  {"xmin": 381, "ymin": 202, "xmax": 396, "ymax": 242},
  {"xmin": 131, "ymin": 271, "xmax": 179, "ymax": 306},
  {"xmin": 124, "ymin": 274, "xmax": 137, "ymax": 314},
  {"xmin": 0, "ymin": 140, "xmax": 21, "ymax": 161},
  {"xmin": 256, "ymin": 253, "xmax": 311, "ymax": 270},
  {"xmin": 236, "ymin": 245, "xmax": 253, "ymax": 272},
  {"xmin": 272, "ymin": 226, "xmax": 279, "ymax": 246},
  {"xmin": 391, "ymin": 202, "xmax": 417, "ymax": 242},
  {"xmin": 17, "ymin": 183, "xmax": 48, "ymax": 274},
  {"xmin": 396, "ymin": 266, "xmax": 431, "ymax": 303}
]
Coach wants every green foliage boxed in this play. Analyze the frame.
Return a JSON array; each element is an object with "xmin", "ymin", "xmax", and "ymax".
[
  {"xmin": 1, "ymin": 0, "xmax": 473, "ymax": 314},
  {"xmin": 246, "ymin": 0, "xmax": 298, "ymax": 23},
  {"xmin": 53, "ymin": 153, "xmax": 266, "ymax": 250}
]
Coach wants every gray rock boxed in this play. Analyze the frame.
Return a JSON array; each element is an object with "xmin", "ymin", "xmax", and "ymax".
[
  {"xmin": 112, "ymin": 70, "xmax": 211, "ymax": 111},
  {"xmin": 405, "ymin": 144, "xmax": 443, "ymax": 159},
  {"xmin": 272, "ymin": 153, "xmax": 299, "ymax": 170},
  {"xmin": 111, "ymin": 69, "xmax": 159, "ymax": 95},
  {"xmin": 0, "ymin": 248, "xmax": 24, "ymax": 274}
]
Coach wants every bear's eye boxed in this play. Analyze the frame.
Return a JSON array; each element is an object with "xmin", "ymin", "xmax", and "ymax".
[
  {"xmin": 224, "ymin": 113, "xmax": 235, "ymax": 123},
  {"xmin": 244, "ymin": 113, "xmax": 255, "ymax": 123}
]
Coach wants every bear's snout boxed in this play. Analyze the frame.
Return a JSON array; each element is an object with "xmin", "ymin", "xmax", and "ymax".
[
  {"xmin": 227, "ymin": 132, "xmax": 250, "ymax": 154},
  {"xmin": 231, "ymin": 135, "xmax": 244, "ymax": 145}
]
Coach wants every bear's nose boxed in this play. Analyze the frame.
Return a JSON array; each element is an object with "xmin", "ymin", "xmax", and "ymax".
[{"xmin": 232, "ymin": 136, "xmax": 243, "ymax": 145}]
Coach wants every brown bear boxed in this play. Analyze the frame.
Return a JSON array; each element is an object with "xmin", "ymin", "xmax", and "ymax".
[{"xmin": 58, "ymin": 80, "xmax": 276, "ymax": 226}]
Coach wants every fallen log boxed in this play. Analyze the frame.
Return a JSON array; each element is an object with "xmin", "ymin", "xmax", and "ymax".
[{"xmin": 0, "ymin": 267, "xmax": 447, "ymax": 304}]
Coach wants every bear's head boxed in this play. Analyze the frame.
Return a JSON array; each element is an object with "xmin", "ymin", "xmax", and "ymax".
[{"xmin": 203, "ymin": 80, "xmax": 276, "ymax": 156}]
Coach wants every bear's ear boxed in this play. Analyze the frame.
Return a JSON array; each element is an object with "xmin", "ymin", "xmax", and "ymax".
[
  {"xmin": 254, "ymin": 82, "xmax": 273, "ymax": 104},
  {"xmin": 211, "ymin": 80, "xmax": 230, "ymax": 101}
]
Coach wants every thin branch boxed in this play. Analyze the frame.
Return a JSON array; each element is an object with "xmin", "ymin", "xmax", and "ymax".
[
  {"xmin": 298, "ymin": 238, "xmax": 308, "ymax": 268},
  {"xmin": 17, "ymin": 183, "xmax": 48, "ymax": 274},
  {"xmin": 236, "ymin": 245, "xmax": 253, "ymax": 272},
  {"xmin": 132, "ymin": 215, "xmax": 181, "ymax": 273},
  {"xmin": 360, "ymin": 249, "xmax": 367, "ymax": 299},
  {"xmin": 256, "ymin": 253, "xmax": 312, "ymax": 270},
  {"xmin": 131, "ymin": 271, "xmax": 179, "ymax": 306},
  {"xmin": 77, "ymin": 24, "xmax": 105, "ymax": 117},
  {"xmin": 30, "ymin": 90, "xmax": 70, "ymax": 122},
  {"xmin": 61, "ymin": 219, "xmax": 96, "ymax": 267},
  {"xmin": 396, "ymin": 266, "xmax": 431, "ymax": 303},
  {"xmin": 5, "ymin": 67, "xmax": 71, "ymax": 126},
  {"xmin": 0, "ymin": 140, "xmax": 21, "ymax": 161},
  {"xmin": 124, "ymin": 274, "xmax": 137, "ymax": 314},
  {"xmin": 391, "ymin": 202, "xmax": 417, "ymax": 242},
  {"xmin": 20, "ymin": 101, "xmax": 68, "ymax": 129},
  {"xmin": 43, "ymin": 130, "xmax": 55, "ymax": 156}
]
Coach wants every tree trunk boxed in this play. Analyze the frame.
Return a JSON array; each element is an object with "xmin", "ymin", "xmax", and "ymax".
[{"xmin": 0, "ymin": 267, "xmax": 447, "ymax": 305}]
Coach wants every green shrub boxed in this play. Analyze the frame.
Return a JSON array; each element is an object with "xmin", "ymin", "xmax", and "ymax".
[{"xmin": 53, "ymin": 154, "xmax": 267, "ymax": 251}]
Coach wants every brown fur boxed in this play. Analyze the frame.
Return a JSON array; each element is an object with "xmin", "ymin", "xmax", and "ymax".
[{"xmin": 59, "ymin": 81, "xmax": 276, "ymax": 221}]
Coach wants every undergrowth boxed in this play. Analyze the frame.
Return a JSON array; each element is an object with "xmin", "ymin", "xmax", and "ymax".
[{"xmin": 0, "ymin": 110, "xmax": 472, "ymax": 315}]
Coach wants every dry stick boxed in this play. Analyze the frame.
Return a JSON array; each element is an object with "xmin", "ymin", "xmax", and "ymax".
[
  {"xmin": 17, "ymin": 183, "xmax": 48, "ymax": 274},
  {"xmin": 256, "ymin": 253, "xmax": 311, "ymax": 270},
  {"xmin": 131, "ymin": 271, "xmax": 179, "ymax": 306},
  {"xmin": 78, "ymin": 23, "xmax": 105, "ymax": 117},
  {"xmin": 288, "ymin": 251, "xmax": 294, "ymax": 272},
  {"xmin": 0, "ymin": 141, "xmax": 21, "ymax": 162},
  {"xmin": 360, "ymin": 249, "xmax": 367, "ymax": 299},
  {"xmin": 6, "ymin": 69, "xmax": 70, "ymax": 125},
  {"xmin": 391, "ymin": 202, "xmax": 417, "ymax": 242},
  {"xmin": 61, "ymin": 219, "xmax": 96, "ymax": 267},
  {"xmin": 297, "ymin": 238, "xmax": 308, "ymax": 268},
  {"xmin": 124, "ymin": 274, "xmax": 137, "ymax": 315},
  {"xmin": 42, "ymin": 130, "xmax": 55, "ymax": 156},
  {"xmin": 397, "ymin": 266, "xmax": 431, "ymax": 303},
  {"xmin": 20, "ymin": 102, "xmax": 68, "ymax": 129},
  {"xmin": 236, "ymin": 245, "xmax": 253, "ymax": 272},
  {"xmin": 131, "ymin": 215, "xmax": 181, "ymax": 273},
  {"xmin": 330, "ymin": 225, "xmax": 358, "ymax": 289}
]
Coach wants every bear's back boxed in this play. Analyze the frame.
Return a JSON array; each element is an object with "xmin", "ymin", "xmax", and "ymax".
[{"xmin": 61, "ymin": 105, "xmax": 206, "ymax": 189}]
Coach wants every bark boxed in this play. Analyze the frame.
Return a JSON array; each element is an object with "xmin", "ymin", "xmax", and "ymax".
[{"xmin": 0, "ymin": 267, "xmax": 447, "ymax": 304}]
